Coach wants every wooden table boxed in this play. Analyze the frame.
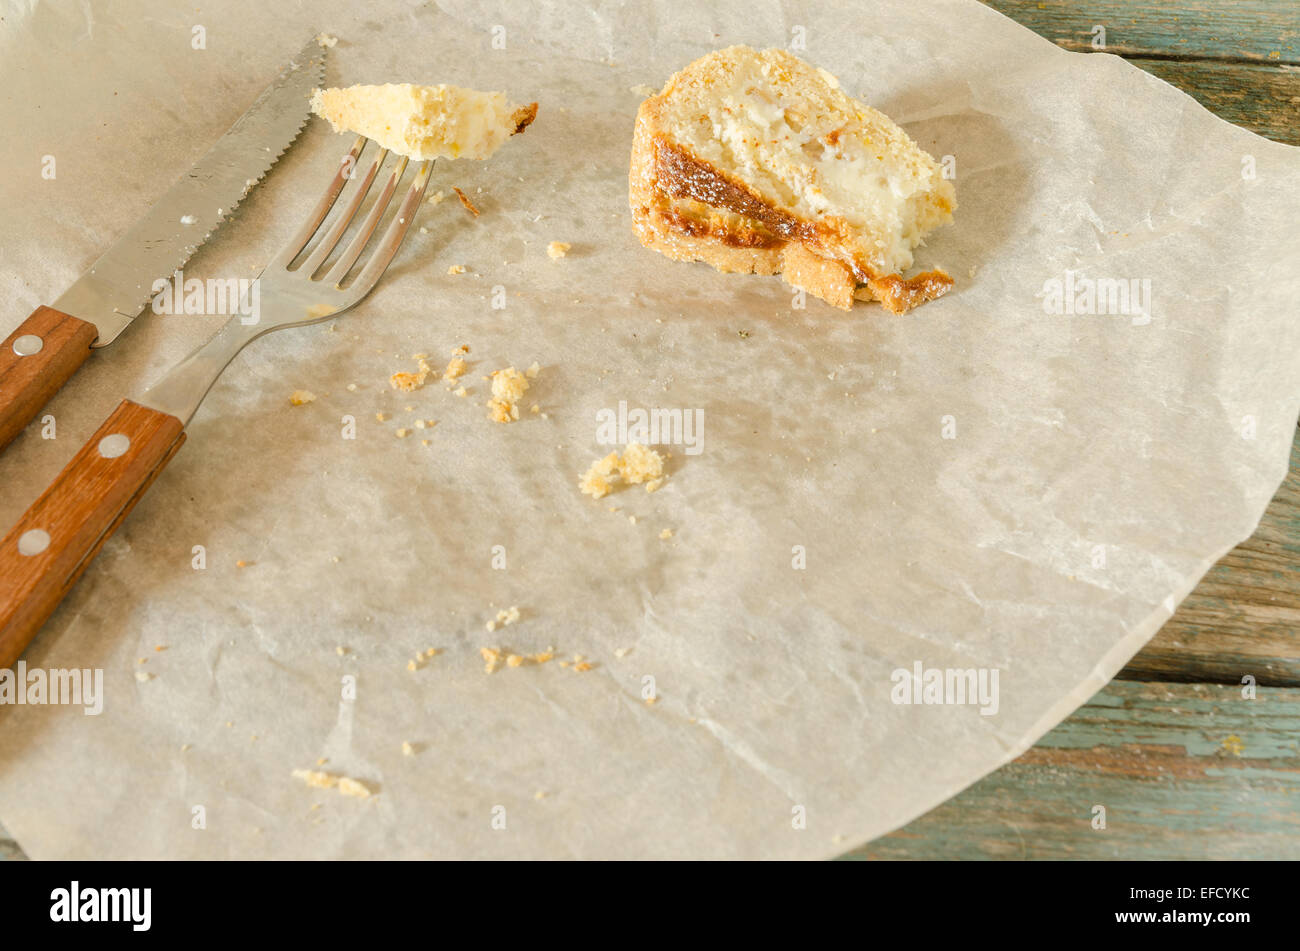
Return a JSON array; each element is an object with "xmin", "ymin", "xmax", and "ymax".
[{"xmin": 1, "ymin": 0, "xmax": 1297, "ymax": 862}]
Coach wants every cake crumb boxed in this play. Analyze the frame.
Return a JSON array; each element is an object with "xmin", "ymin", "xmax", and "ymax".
[
  {"xmin": 485, "ymin": 606, "xmax": 521, "ymax": 631},
  {"xmin": 375, "ymin": 412, "xmax": 389, "ymax": 422},
  {"xmin": 480, "ymin": 646, "xmax": 504, "ymax": 674},
  {"xmin": 447, "ymin": 264, "xmax": 466, "ymax": 275},
  {"xmin": 292, "ymin": 769, "xmax": 334, "ymax": 790},
  {"xmin": 134, "ymin": 671, "xmax": 153, "ymax": 682},
  {"xmin": 427, "ymin": 190, "xmax": 445, "ymax": 206},
  {"xmin": 453, "ymin": 186, "xmax": 480, "ymax": 217},
  {"xmin": 292, "ymin": 768, "xmax": 372, "ymax": 798},
  {"xmin": 491, "ymin": 366, "xmax": 529, "ymax": 401},
  {"xmin": 337, "ymin": 777, "xmax": 372, "ymax": 798},
  {"xmin": 390, "ymin": 370, "xmax": 428, "ymax": 392},
  {"xmin": 578, "ymin": 450, "xmax": 621, "ymax": 499},
  {"xmin": 443, "ymin": 356, "xmax": 468, "ymax": 381},
  {"xmin": 235, "ymin": 560, "xmax": 251, "ymax": 568},
  {"xmin": 579, "ymin": 443, "xmax": 666, "ymax": 498},
  {"xmin": 454, "ymin": 386, "xmax": 468, "ymax": 397},
  {"xmin": 619, "ymin": 442, "xmax": 664, "ymax": 484},
  {"xmin": 315, "ymin": 32, "xmax": 338, "ymax": 48},
  {"xmin": 401, "ymin": 741, "xmax": 415, "ymax": 756},
  {"xmin": 488, "ymin": 366, "xmax": 530, "ymax": 423},
  {"xmin": 659, "ymin": 528, "xmax": 673, "ymax": 539},
  {"xmin": 547, "ymin": 241, "xmax": 571, "ymax": 259},
  {"xmin": 289, "ymin": 389, "xmax": 316, "ymax": 406},
  {"xmin": 335, "ymin": 646, "xmax": 348, "ymax": 656}
]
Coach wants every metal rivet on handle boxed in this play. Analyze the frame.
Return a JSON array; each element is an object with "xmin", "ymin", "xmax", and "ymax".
[
  {"xmin": 18, "ymin": 529, "xmax": 50, "ymax": 556},
  {"xmin": 12, "ymin": 334, "xmax": 44, "ymax": 356},
  {"xmin": 98, "ymin": 434, "xmax": 130, "ymax": 459}
]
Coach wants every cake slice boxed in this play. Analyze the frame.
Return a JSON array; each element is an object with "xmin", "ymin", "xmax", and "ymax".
[
  {"xmin": 629, "ymin": 46, "xmax": 955, "ymax": 312},
  {"xmin": 311, "ymin": 84, "xmax": 538, "ymax": 161}
]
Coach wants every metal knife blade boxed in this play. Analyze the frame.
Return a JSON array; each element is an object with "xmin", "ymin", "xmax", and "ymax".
[{"xmin": 53, "ymin": 38, "xmax": 326, "ymax": 348}]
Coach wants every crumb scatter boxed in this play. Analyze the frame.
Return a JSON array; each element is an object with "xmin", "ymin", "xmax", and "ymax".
[{"xmin": 579, "ymin": 443, "xmax": 666, "ymax": 498}]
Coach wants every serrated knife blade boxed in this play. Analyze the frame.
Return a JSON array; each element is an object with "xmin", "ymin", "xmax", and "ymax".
[
  {"xmin": 55, "ymin": 38, "xmax": 327, "ymax": 345},
  {"xmin": 0, "ymin": 37, "xmax": 326, "ymax": 452}
]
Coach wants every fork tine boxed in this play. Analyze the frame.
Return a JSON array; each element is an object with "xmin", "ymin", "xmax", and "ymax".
[
  {"xmin": 347, "ymin": 160, "xmax": 434, "ymax": 295},
  {"xmin": 323, "ymin": 154, "xmax": 410, "ymax": 285},
  {"xmin": 270, "ymin": 135, "xmax": 367, "ymax": 269},
  {"xmin": 298, "ymin": 146, "xmax": 388, "ymax": 277}
]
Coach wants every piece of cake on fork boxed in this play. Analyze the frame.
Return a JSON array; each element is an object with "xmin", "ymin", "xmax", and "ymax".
[
  {"xmin": 629, "ymin": 46, "xmax": 955, "ymax": 313},
  {"xmin": 311, "ymin": 83, "xmax": 537, "ymax": 161}
]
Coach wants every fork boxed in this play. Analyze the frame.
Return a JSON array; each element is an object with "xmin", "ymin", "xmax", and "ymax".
[{"xmin": 0, "ymin": 137, "xmax": 432, "ymax": 667}]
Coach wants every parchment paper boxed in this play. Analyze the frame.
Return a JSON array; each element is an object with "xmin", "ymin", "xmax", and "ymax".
[{"xmin": 1, "ymin": 0, "xmax": 1297, "ymax": 860}]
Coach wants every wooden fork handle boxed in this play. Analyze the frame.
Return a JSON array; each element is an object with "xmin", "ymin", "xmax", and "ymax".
[
  {"xmin": 0, "ymin": 399, "xmax": 184, "ymax": 668},
  {"xmin": 0, "ymin": 306, "xmax": 99, "ymax": 451}
]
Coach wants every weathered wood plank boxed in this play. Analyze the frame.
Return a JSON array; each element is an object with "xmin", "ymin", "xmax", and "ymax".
[
  {"xmin": 982, "ymin": 0, "xmax": 1300, "ymax": 63},
  {"xmin": 1129, "ymin": 58, "xmax": 1300, "ymax": 145},
  {"xmin": 1125, "ymin": 431, "xmax": 1300, "ymax": 685},
  {"xmin": 847, "ymin": 681, "xmax": 1300, "ymax": 859}
]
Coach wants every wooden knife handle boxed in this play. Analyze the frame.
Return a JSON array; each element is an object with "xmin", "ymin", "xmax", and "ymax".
[
  {"xmin": 0, "ymin": 306, "xmax": 98, "ymax": 451},
  {"xmin": 0, "ymin": 399, "xmax": 184, "ymax": 669}
]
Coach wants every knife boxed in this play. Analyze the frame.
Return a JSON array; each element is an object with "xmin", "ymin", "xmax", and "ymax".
[{"xmin": 0, "ymin": 38, "xmax": 327, "ymax": 451}]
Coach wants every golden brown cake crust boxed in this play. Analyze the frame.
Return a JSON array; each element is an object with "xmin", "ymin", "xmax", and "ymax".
[
  {"xmin": 511, "ymin": 102, "xmax": 539, "ymax": 134},
  {"xmin": 654, "ymin": 139, "xmax": 818, "ymax": 248},
  {"xmin": 863, "ymin": 269, "xmax": 955, "ymax": 314},
  {"xmin": 779, "ymin": 244, "xmax": 856, "ymax": 311}
]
